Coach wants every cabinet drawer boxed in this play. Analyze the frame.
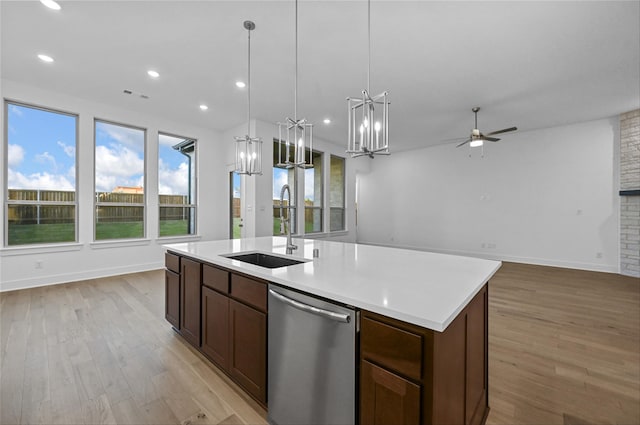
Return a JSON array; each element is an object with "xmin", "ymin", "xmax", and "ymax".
[
  {"xmin": 203, "ymin": 264, "xmax": 229, "ymax": 293},
  {"xmin": 165, "ymin": 252, "xmax": 180, "ymax": 273},
  {"xmin": 361, "ymin": 316, "xmax": 423, "ymax": 381},
  {"xmin": 230, "ymin": 274, "xmax": 267, "ymax": 312}
]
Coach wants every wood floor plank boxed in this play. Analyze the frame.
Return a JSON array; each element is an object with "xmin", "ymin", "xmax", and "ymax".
[{"xmin": 1, "ymin": 263, "xmax": 637, "ymax": 424}]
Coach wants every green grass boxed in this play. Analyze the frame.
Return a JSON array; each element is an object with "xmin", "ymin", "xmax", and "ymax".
[{"xmin": 7, "ymin": 220, "xmax": 194, "ymax": 245}]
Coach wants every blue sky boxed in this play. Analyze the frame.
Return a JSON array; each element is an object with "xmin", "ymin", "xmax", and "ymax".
[
  {"xmin": 7, "ymin": 103, "xmax": 190, "ymax": 195},
  {"xmin": 7, "ymin": 103, "xmax": 76, "ymax": 190}
]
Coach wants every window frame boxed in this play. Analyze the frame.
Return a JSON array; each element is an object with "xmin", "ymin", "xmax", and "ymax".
[
  {"xmin": 157, "ymin": 132, "xmax": 197, "ymax": 238},
  {"xmin": 93, "ymin": 118, "xmax": 147, "ymax": 241},
  {"xmin": 273, "ymin": 139, "xmax": 299, "ymax": 236},
  {"xmin": 4, "ymin": 100, "xmax": 79, "ymax": 247},
  {"xmin": 329, "ymin": 154, "xmax": 346, "ymax": 232}
]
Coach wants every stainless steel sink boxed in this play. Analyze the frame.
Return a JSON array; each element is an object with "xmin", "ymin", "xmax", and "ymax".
[{"xmin": 223, "ymin": 252, "xmax": 307, "ymax": 269}]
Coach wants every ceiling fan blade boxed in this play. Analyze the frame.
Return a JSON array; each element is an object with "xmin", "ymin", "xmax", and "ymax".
[
  {"xmin": 486, "ymin": 126, "xmax": 517, "ymax": 136},
  {"xmin": 456, "ymin": 139, "xmax": 471, "ymax": 148},
  {"xmin": 484, "ymin": 137, "xmax": 501, "ymax": 142},
  {"xmin": 441, "ymin": 136, "xmax": 469, "ymax": 142}
]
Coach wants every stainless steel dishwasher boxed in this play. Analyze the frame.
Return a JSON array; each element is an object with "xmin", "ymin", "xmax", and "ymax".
[{"xmin": 268, "ymin": 285, "xmax": 357, "ymax": 425}]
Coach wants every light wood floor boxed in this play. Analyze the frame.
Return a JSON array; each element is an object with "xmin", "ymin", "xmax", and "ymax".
[{"xmin": 0, "ymin": 262, "xmax": 638, "ymax": 425}]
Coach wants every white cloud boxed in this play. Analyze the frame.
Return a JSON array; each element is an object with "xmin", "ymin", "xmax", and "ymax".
[
  {"xmin": 9, "ymin": 104, "xmax": 24, "ymax": 117},
  {"xmin": 158, "ymin": 158, "xmax": 188, "ymax": 195},
  {"xmin": 95, "ymin": 144, "xmax": 144, "ymax": 192},
  {"xmin": 35, "ymin": 151, "xmax": 58, "ymax": 170},
  {"xmin": 57, "ymin": 141, "xmax": 75, "ymax": 158},
  {"xmin": 97, "ymin": 123, "xmax": 144, "ymax": 153},
  {"xmin": 8, "ymin": 144, "xmax": 25, "ymax": 167},
  {"xmin": 273, "ymin": 169, "xmax": 289, "ymax": 199},
  {"xmin": 7, "ymin": 169, "xmax": 74, "ymax": 191},
  {"xmin": 159, "ymin": 134, "xmax": 187, "ymax": 148}
]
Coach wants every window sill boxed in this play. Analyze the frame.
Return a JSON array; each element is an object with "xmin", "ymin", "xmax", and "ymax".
[
  {"xmin": 301, "ymin": 230, "xmax": 349, "ymax": 239},
  {"xmin": 155, "ymin": 235, "xmax": 202, "ymax": 244},
  {"xmin": 90, "ymin": 239, "xmax": 152, "ymax": 250},
  {"xmin": 0, "ymin": 242, "xmax": 83, "ymax": 257}
]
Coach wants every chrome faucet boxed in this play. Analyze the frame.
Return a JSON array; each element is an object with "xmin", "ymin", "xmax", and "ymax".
[{"xmin": 279, "ymin": 184, "xmax": 298, "ymax": 254}]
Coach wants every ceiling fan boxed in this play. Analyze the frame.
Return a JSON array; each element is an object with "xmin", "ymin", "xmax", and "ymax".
[{"xmin": 455, "ymin": 107, "xmax": 517, "ymax": 148}]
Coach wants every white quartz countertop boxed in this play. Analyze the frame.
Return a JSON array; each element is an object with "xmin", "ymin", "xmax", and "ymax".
[{"xmin": 164, "ymin": 237, "xmax": 501, "ymax": 332}]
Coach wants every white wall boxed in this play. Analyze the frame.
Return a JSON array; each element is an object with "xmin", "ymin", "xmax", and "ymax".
[
  {"xmin": 0, "ymin": 79, "xmax": 229, "ymax": 291},
  {"xmin": 357, "ymin": 117, "xmax": 620, "ymax": 273}
]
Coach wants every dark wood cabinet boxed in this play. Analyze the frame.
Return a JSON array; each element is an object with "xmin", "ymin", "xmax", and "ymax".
[
  {"xmin": 360, "ymin": 285, "xmax": 489, "ymax": 425},
  {"xmin": 361, "ymin": 360, "xmax": 421, "ymax": 425},
  {"xmin": 201, "ymin": 285, "xmax": 229, "ymax": 370},
  {"xmin": 180, "ymin": 257, "xmax": 201, "ymax": 347},
  {"xmin": 229, "ymin": 299, "xmax": 267, "ymax": 403},
  {"xmin": 165, "ymin": 269, "xmax": 180, "ymax": 329}
]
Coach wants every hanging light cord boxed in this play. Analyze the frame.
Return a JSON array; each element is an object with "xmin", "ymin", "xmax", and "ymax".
[
  {"xmin": 247, "ymin": 25, "xmax": 251, "ymax": 136},
  {"xmin": 294, "ymin": 0, "xmax": 298, "ymax": 122},
  {"xmin": 367, "ymin": 0, "xmax": 371, "ymax": 94}
]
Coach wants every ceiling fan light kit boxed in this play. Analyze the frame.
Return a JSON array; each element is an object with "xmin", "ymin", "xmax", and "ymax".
[
  {"xmin": 234, "ymin": 20, "xmax": 263, "ymax": 176},
  {"xmin": 346, "ymin": 0, "xmax": 390, "ymax": 159},
  {"xmin": 276, "ymin": 0, "xmax": 314, "ymax": 169},
  {"xmin": 456, "ymin": 106, "xmax": 517, "ymax": 149}
]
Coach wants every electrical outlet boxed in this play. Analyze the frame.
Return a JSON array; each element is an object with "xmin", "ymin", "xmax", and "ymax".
[
  {"xmin": 488, "ymin": 243, "xmax": 496, "ymax": 249},
  {"xmin": 35, "ymin": 260, "xmax": 43, "ymax": 269},
  {"xmin": 596, "ymin": 252, "xmax": 603, "ymax": 259},
  {"xmin": 481, "ymin": 243, "xmax": 486, "ymax": 249}
]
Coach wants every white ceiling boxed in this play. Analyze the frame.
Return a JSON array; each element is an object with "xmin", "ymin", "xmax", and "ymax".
[{"xmin": 1, "ymin": 1, "xmax": 639, "ymax": 152}]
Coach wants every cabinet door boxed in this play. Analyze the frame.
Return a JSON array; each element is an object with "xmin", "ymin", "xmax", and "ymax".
[
  {"xmin": 202, "ymin": 286, "xmax": 229, "ymax": 370},
  {"xmin": 181, "ymin": 257, "xmax": 201, "ymax": 347},
  {"xmin": 360, "ymin": 360, "xmax": 420, "ymax": 425},
  {"xmin": 229, "ymin": 299, "xmax": 266, "ymax": 403},
  {"xmin": 165, "ymin": 269, "xmax": 180, "ymax": 329},
  {"xmin": 465, "ymin": 286, "xmax": 488, "ymax": 425}
]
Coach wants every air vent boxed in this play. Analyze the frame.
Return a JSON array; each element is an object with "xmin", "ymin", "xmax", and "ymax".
[{"xmin": 123, "ymin": 89, "xmax": 149, "ymax": 99}]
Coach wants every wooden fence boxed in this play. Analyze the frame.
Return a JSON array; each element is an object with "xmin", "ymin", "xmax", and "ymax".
[{"xmin": 8, "ymin": 189, "xmax": 189, "ymax": 224}]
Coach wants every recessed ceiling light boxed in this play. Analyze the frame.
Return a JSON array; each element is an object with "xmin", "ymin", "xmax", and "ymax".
[
  {"xmin": 147, "ymin": 70, "xmax": 160, "ymax": 78},
  {"xmin": 199, "ymin": 104, "xmax": 209, "ymax": 111},
  {"xmin": 323, "ymin": 118, "xmax": 331, "ymax": 124},
  {"xmin": 37, "ymin": 54, "xmax": 54, "ymax": 63},
  {"xmin": 235, "ymin": 81, "xmax": 246, "ymax": 88},
  {"xmin": 40, "ymin": 0, "xmax": 61, "ymax": 10}
]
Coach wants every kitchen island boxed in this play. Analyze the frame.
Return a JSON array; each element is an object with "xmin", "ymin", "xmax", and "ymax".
[{"xmin": 164, "ymin": 237, "xmax": 501, "ymax": 425}]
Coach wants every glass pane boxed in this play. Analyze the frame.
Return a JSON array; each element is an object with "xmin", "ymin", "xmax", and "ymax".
[
  {"xmin": 330, "ymin": 155, "xmax": 345, "ymax": 207},
  {"xmin": 231, "ymin": 172, "xmax": 242, "ymax": 239},
  {"xmin": 95, "ymin": 206, "xmax": 144, "ymax": 240},
  {"xmin": 305, "ymin": 208, "xmax": 322, "ymax": 233},
  {"xmin": 273, "ymin": 140, "xmax": 297, "ymax": 235},
  {"xmin": 160, "ymin": 206, "xmax": 195, "ymax": 237},
  {"xmin": 273, "ymin": 206, "xmax": 296, "ymax": 236},
  {"xmin": 304, "ymin": 151, "xmax": 323, "ymax": 207},
  {"xmin": 159, "ymin": 133, "xmax": 196, "ymax": 237},
  {"xmin": 330, "ymin": 207, "xmax": 345, "ymax": 232},
  {"xmin": 8, "ymin": 204, "xmax": 75, "ymax": 245},
  {"xmin": 6, "ymin": 103, "xmax": 77, "ymax": 246}
]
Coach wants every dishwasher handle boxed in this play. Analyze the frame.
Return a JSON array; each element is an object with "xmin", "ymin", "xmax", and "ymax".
[{"xmin": 269, "ymin": 289, "xmax": 351, "ymax": 323}]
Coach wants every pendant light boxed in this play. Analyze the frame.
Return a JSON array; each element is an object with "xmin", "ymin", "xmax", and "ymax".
[
  {"xmin": 347, "ymin": 0, "xmax": 390, "ymax": 158},
  {"xmin": 277, "ymin": 0, "xmax": 313, "ymax": 169},
  {"xmin": 234, "ymin": 20, "xmax": 263, "ymax": 176}
]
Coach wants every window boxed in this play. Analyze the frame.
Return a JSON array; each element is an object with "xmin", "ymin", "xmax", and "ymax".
[
  {"xmin": 5, "ymin": 102, "xmax": 78, "ymax": 246},
  {"xmin": 94, "ymin": 120, "xmax": 145, "ymax": 240},
  {"xmin": 304, "ymin": 150, "xmax": 323, "ymax": 233},
  {"xmin": 329, "ymin": 155, "xmax": 346, "ymax": 231},
  {"xmin": 273, "ymin": 140, "xmax": 297, "ymax": 235},
  {"xmin": 158, "ymin": 133, "xmax": 196, "ymax": 237}
]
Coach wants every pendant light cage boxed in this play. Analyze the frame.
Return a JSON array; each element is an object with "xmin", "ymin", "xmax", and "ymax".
[
  {"xmin": 346, "ymin": 0, "xmax": 390, "ymax": 158},
  {"xmin": 277, "ymin": 0, "xmax": 313, "ymax": 169},
  {"xmin": 276, "ymin": 118, "xmax": 314, "ymax": 169},
  {"xmin": 347, "ymin": 90, "xmax": 389, "ymax": 157},
  {"xmin": 234, "ymin": 20, "xmax": 263, "ymax": 176}
]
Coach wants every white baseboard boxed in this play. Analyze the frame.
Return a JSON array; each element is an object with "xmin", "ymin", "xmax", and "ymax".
[
  {"xmin": 0, "ymin": 261, "xmax": 164, "ymax": 292},
  {"xmin": 356, "ymin": 240, "xmax": 619, "ymax": 274}
]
